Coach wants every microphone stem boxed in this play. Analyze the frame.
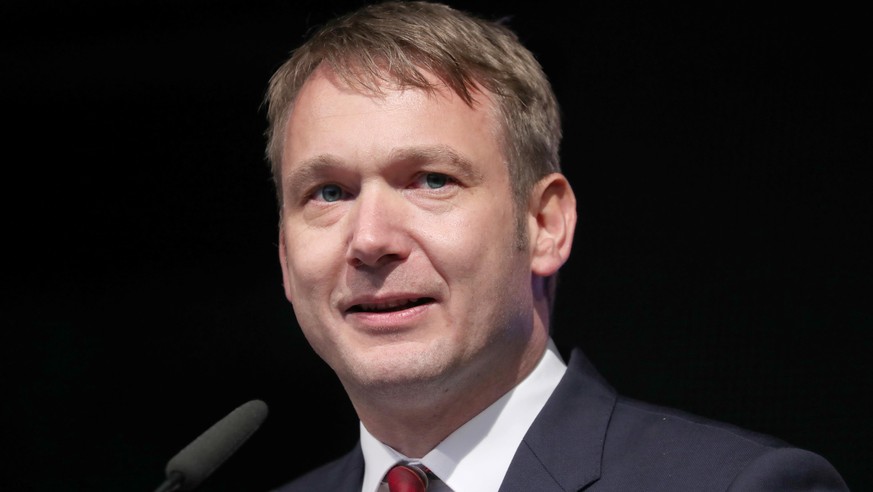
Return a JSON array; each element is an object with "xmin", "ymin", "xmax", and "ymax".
[{"xmin": 154, "ymin": 471, "xmax": 184, "ymax": 492}]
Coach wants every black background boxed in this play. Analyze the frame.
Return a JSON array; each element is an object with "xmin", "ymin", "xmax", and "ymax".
[{"xmin": 4, "ymin": 1, "xmax": 870, "ymax": 490}]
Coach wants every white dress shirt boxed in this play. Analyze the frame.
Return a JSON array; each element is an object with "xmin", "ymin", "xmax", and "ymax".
[{"xmin": 360, "ymin": 338, "xmax": 568, "ymax": 492}]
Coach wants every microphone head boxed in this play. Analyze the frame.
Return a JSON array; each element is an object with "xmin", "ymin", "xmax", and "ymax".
[{"xmin": 165, "ymin": 399, "xmax": 269, "ymax": 490}]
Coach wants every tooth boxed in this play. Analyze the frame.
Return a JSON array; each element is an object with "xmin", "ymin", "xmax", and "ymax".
[{"xmin": 356, "ymin": 298, "xmax": 421, "ymax": 312}]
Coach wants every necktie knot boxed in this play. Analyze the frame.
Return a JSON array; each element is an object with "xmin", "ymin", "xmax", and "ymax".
[{"xmin": 386, "ymin": 462, "xmax": 429, "ymax": 492}]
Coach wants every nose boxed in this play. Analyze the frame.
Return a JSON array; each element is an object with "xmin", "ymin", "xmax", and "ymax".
[{"xmin": 345, "ymin": 184, "xmax": 412, "ymax": 268}]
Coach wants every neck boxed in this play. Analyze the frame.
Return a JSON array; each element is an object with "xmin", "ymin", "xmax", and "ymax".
[{"xmin": 350, "ymin": 328, "xmax": 550, "ymax": 458}]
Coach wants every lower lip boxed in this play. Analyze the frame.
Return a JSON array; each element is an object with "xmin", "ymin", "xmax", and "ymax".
[{"xmin": 345, "ymin": 302, "xmax": 433, "ymax": 331}]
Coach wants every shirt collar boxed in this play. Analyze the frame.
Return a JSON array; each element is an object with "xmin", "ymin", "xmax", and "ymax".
[{"xmin": 360, "ymin": 338, "xmax": 567, "ymax": 492}]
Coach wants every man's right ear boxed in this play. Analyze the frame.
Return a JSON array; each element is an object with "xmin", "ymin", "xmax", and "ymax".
[{"xmin": 278, "ymin": 225, "xmax": 294, "ymax": 303}]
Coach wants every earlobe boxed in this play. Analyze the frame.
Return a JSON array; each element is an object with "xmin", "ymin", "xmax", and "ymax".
[{"xmin": 529, "ymin": 173, "xmax": 577, "ymax": 277}]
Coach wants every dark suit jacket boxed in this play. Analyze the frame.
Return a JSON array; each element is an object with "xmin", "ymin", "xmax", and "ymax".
[{"xmin": 272, "ymin": 348, "xmax": 849, "ymax": 491}]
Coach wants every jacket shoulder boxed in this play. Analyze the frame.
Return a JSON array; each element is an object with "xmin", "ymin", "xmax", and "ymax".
[{"xmin": 600, "ymin": 396, "xmax": 849, "ymax": 490}]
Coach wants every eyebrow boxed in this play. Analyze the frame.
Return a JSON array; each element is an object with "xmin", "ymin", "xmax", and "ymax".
[
  {"xmin": 387, "ymin": 144, "xmax": 484, "ymax": 184},
  {"xmin": 284, "ymin": 155, "xmax": 339, "ymax": 189}
]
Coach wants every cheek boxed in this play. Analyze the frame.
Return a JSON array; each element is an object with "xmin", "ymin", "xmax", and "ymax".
[
  {"xmin": 419, "ymin": 201, "xmax": 517, "ymax": 282},
  {"xmin": 283, "ymin": 233, "xmax": 343, "ymax": 302}
]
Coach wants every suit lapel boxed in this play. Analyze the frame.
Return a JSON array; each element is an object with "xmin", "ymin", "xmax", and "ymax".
[
  {"xmin": 321, "ymin": 444, "xmax": 366, "ymax": 492},
  {"xmin": 499, "ymin": 348, "xmax": 617, "ymax": 492}
]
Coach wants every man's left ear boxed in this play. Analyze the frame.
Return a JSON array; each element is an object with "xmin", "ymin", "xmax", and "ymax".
[{"xmin": 528, "ymin": 173, "xmax": 577, "ymax": 276}]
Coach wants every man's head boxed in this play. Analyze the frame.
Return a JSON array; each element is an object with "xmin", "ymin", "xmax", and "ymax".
[
  {"xmin": 265, "ymin": 1, "xmax": 575, "ymax": 431},
  {"xmin": 264, "ymin": 1, "xmax": 562, "ymax": 241}
]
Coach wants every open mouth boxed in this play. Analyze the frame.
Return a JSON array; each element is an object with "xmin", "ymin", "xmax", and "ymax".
[{"xmin": 348, "ymin": 298, "xmax": 434, "ymax": 313}]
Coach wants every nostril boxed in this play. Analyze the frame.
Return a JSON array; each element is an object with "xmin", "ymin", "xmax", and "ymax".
[{"xmin": 348, "ymin": 252, "xmax": 405, "ymax": 269}]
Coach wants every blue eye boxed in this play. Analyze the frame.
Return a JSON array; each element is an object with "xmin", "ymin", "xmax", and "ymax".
[
  {"xmin": 424, "ymin": 173, "xmax": 449, "ymax": 189},
  {"xmin": 318, "ymin": 184, "xmax": 343, "ymax": 202}
]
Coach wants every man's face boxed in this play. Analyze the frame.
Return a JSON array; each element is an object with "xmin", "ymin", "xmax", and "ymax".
[{"xmin": 278, "ymin": 67, "xmax": 537, "ymax": 397}]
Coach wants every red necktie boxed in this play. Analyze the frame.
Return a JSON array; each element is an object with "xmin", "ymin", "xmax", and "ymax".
[{"xmin": 386, "ymin": 463, "xmax": 429, "ymax": 492}]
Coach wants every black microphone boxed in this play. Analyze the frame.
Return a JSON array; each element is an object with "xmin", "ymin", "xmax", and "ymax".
[{"xmin": 154, "ymin": 399, "xmax": 269, "ymax": 492}]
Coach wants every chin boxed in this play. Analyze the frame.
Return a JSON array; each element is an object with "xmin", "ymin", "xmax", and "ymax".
[{"xmin": 346, "ymin": 343, "xmax": 447, "ymax": 388}]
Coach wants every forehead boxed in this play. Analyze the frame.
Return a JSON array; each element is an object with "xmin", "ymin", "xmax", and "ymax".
[{"xmin": 280, "ymin": 66, "xmax": 505, "ymax": 176}]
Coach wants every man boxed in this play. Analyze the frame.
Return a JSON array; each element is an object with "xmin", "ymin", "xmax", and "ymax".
[{"xmin": 264, "ymin": 1, "xmax": 849, "ymax": 490}]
